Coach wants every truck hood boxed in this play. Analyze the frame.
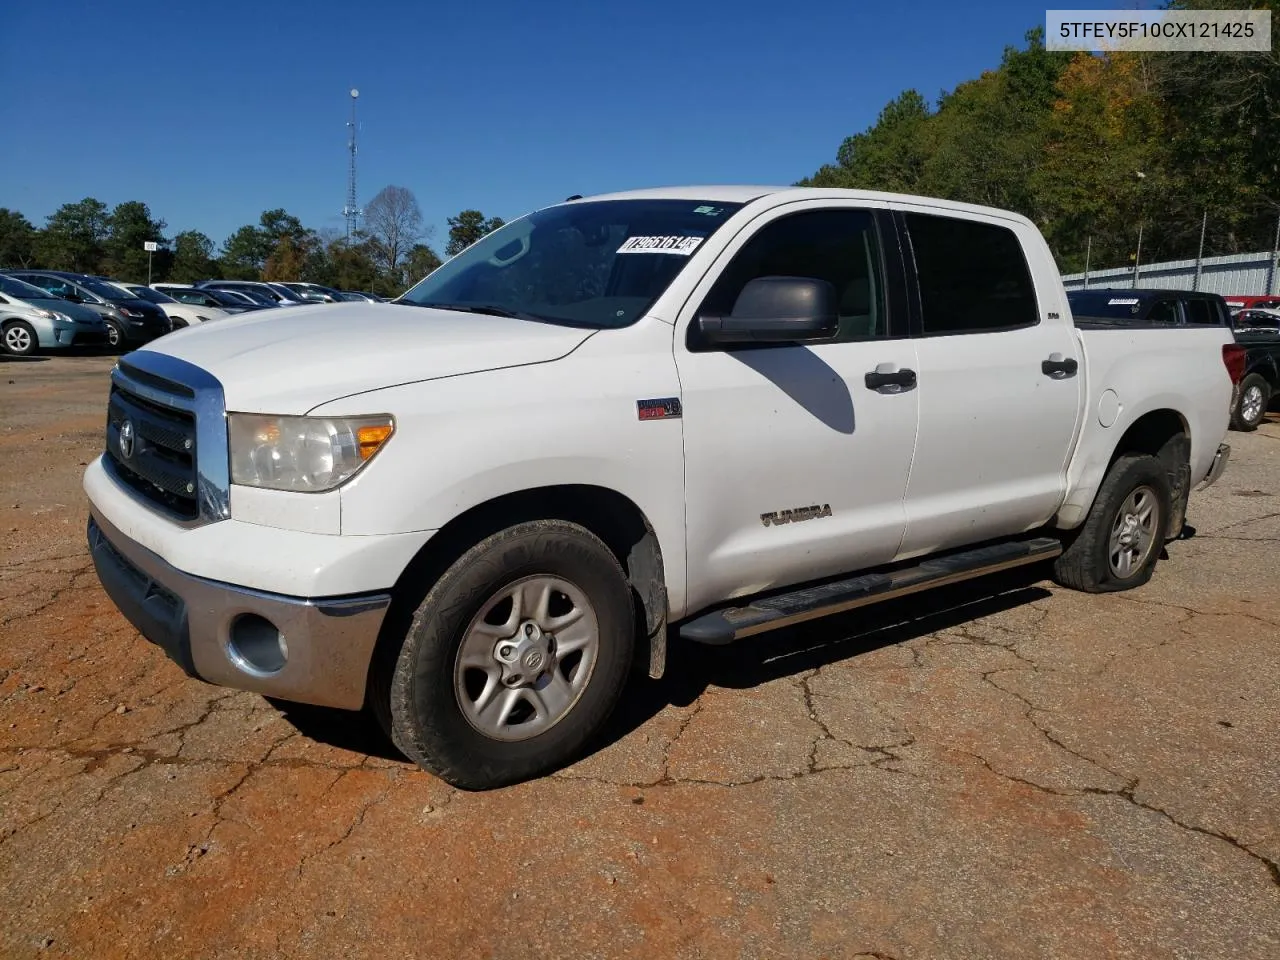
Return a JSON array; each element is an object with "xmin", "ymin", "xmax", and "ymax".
[{"xmin": 140, "ymin": 302, "xmax": 595, "ymax": 413}]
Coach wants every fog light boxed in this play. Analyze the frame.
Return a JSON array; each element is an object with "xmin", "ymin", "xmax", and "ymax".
[{"xmin": 227, "ymin": 614, "xmax": 288, "ymax": 675}]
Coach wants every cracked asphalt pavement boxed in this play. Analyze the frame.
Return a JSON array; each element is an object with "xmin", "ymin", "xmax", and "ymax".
[{"xmin": 2, "ymin": 354, "xmax": 1278, "ymax": 959}]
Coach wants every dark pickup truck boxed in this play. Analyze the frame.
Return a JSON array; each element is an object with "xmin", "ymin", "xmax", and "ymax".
[
  {"xmin": 1066, "ymin": 288, "xmax": 1278, "ymax": 431},
  {"xmin": 1229, "ymin": 310, "xmax": 1280, "ymax": 431}
]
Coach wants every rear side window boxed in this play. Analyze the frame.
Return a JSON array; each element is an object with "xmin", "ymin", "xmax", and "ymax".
[
  {"xmin": 905, "ymin": 213, "xmax": 1038, "ymax": 335},
  {"xmin": 1147, "ymin": 300, "xmax": 1180, "ymax": 325},
  {"xmin": 1183, "ymin": 299, "xmax": 1217, "ymax": 325}
]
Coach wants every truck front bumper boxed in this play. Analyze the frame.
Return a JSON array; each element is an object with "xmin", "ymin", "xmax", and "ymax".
[{"xmin": 88, "ymin": 510, "xmax": 391, "ymax": 710}]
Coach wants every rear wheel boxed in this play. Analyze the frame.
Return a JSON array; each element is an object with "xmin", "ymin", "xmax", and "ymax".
[
  {"xmin": 2, "ymin": 321, "xmax": 38, "ymax": 356},
  {"xmin": 1053, "ymin": 453, "xmax": 1171, "ymax": 593},
  {"xmin": 379, "ymin": 520, "xmax": 635, "ymax": 790},
  {"xmin": 1231, "ymin": 373, "xmax": 1269, "ymax": 432}
]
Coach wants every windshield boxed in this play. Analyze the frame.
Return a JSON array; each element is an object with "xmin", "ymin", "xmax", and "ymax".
[
  {"xmin": 266, "ymin": 283, "xmax": 307, "ymax": 302},
  {"xmin": 398, "ymin": 198, "xmax": 745, "ymax": 328},
  {"xmin": 223, "ymin": 286, "xmax": 276, "ymax": 305},
  {"xmin": 0, "ymin": 275, "xmax": 60, "ymax": 300},
  {"xmin": 126, "ymin": 285, "xmax": 175, "ymax": 304},
  {"xmin": 78, "ymin": 276, "xmax": 134, "ymax": 301}
]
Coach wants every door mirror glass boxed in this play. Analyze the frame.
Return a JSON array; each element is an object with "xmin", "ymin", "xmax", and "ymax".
[{"xmin": 696, "ymin": 276, "xmax": 838, "ymax": 344}]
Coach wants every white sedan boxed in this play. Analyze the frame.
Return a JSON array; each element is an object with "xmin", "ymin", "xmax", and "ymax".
[{"xmin": 110, "ymin": 282, "xmax": 230, "ymax": 328}]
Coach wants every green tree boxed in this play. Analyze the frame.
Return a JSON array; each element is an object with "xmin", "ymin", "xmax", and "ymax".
[
  {"xmin": 445, "ymin": 210, "xmax": 506, "ymax": 256},
  {"xmin": 259, "ymin": 208, "xmax": 310, "ymax": 247},
  {"xmin": 218, "ymin": 224, "xmax": 269, "ymax": 279},
  {"xmin": 263, "ymin": 236, "xmax": 306, "ymax": 281},
  {"xmin": 36, "ymin": 198, "xmax": 109, "ymax": 272},
  {"xmin": 402, "ymin": 242, "xmax": 442, "ymax": 289},
  {"xmin": 323, "ymin": 235, "xmax": 381, "ymax": 292},
  {"xmin": 0, "ymin": 209, "xmax": 37, "ymax": 268},
  {"xmin": 169, "ymin": 231, "xmax": 219, "ymax": 283},
  {"xmin": 103, "ymin": 201, "xmax": 167, "ymax": 279},
  {"xmin": 800, "ymin": 90, "xmax": 933, "ymax": 191}
]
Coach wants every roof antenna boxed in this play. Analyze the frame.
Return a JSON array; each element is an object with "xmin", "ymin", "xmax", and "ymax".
[{"xmin": 565, "ymin": 194, "xmax": 583, "ymax": 201}]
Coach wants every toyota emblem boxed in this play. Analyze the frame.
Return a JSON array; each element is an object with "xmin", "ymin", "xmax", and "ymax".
[{"xmin": 119, "ymin": 419, "xmax": 136, "ymax": 459}]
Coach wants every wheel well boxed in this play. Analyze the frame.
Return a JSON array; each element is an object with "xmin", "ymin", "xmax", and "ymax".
[
  {"xmin": 369, "ymin": 486, "xmax": 669, "ymax": 700},
  {"xmin": 1109, "ymin": 409, "xmax": 1190, "ymax": 537},
  {"xmin": 1109, "ymin": 409, "xmax": 1188, "ymax": 465}
]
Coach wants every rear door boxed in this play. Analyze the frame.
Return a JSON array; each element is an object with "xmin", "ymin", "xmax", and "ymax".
[
  {"xmin": 894, "ymin": 209, "xmax": 1083, "ymax": 559},
  {"xmin": 675, "ymin": 201, "xmax": 920, "ymax": 614}
]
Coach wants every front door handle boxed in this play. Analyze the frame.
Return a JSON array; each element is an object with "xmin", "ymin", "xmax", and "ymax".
[
  {"xmin": 1042, "ymin": 354, "xmax": 1079, "ymax": 378},
  {"xmin": 865, "ymin": 365, "xmax": 917, "ymax": 393}
]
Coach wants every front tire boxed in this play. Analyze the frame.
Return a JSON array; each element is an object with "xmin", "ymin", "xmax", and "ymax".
[
  {"xmin": 1053, "ymin": 453, "xmax": 1171, "ymax": 593},
  {"xmin": 104, "ymin": 321, "xmax": 123, "ymax": 351},
  {"xmin": 2, "ymin": 320, "xmax": 38, "ymax": 356},
  {"xmin": 1231, "ymin": 373, "xmax": 1269, "ymax": 432},
  {"xmin": 383, "ymin": 520, "xmax": 635, "ymax": 790}
]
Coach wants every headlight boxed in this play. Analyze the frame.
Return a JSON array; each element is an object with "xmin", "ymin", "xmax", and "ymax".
[
  {"xmin": 120, "ymin": 307, "xmax": 143, "ymax": 318},
  {"xmin": 228, "ymin": 414, "xmax": 394, "ymax": 492},
  {"xmin": 32, "ymin": 308, "xmax": 56, "ymax": 320}
]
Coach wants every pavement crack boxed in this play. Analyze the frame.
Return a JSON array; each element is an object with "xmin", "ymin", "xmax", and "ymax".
[
  {"xmin": 0, "ymin": 560, "xmax": 95, "ymax": 628},
  {"xmin": 966, "ymin": 751, "xmax": 1280, "ymax": 891},
  {"xmin": 295, "ymin": 772, "xmax": 397, "ymax": 876}
]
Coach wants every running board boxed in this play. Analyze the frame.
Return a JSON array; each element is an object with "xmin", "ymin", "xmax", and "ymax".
[{"xmin": 679, "ymin": 537, "xmax": 1063, "ymax": 645}]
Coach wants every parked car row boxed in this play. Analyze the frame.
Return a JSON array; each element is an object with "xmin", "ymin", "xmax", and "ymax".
[
  {"xmin": 1, "ymin": 268, "xmax": 392, "ymax": 355},
  {"xmin": 2, "ymin": 270, "xmax": 169, "ymax": 351},
  {"xmin": 1066, "ymin": 287, "xmax": 1280, "ymax": 431}
]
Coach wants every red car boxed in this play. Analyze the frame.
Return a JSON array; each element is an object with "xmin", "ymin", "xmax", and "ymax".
[{"xmin": 1224, "ymin": 295, "xmax": 1280, "ymax": 313}]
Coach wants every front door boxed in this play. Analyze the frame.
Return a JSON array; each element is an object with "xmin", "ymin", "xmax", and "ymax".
[{"xmin": 674, "ymin": 202, "xmax": 921, "ymax": 615}]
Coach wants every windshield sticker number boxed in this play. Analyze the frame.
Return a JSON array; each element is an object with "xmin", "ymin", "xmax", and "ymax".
[
  {"xmin": 1108, "ymin": 298, "xmax": 1140, "ymax": 305},
  {"xmin": 617, "ymin": 236, "xmax": 704, "ymax": 256}
]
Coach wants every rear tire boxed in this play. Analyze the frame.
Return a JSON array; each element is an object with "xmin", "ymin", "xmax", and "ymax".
[
  {"xmin": 380, "ymin": 520, "xmax": 635, "ymax": 790},
  {"xmin": 2, "ymin": 320, "xmax": 38, "ymax": 356},
  {"xmin": 1231, "ymin": 373, "xmax": 1269, "ymax": 432},
  {"xmin": 1053, "ymin": 453, "xmax": 1171, "ymax": 593}
]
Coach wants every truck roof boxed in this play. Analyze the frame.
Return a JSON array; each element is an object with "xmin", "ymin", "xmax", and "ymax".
[{"xmin": 565, "ymin": 185, "xmax": 1038, "ymax": 227}]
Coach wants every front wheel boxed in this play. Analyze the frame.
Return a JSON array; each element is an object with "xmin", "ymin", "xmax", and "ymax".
[
  {"xmin": 3, "ymin": 321, "xmax": 38, "ymax": 356},
  {"xmin": 104, "ymin": 321, "xmax": 123, "ymax": 350},
  {"xmin": 1231, "ymin": 373, "xmax": 1270, "ymax": 432},
  {"xmin": 1053, "ymin": 453, "xmax": 1172, "ymax": 593},
  {"xmin": 380, "ymin": 520, "xmax": 635, "ymax": 790}
]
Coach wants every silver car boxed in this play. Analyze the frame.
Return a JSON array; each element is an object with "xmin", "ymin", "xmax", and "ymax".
[{"xmin": 0, "ymin": 274, "xmax": 109, "ymax": 355}]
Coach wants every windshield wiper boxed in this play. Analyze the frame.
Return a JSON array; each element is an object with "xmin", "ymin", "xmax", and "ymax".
[{"xmin": 406, "ymin": 301, "xmax": 553, "ymax": 323}]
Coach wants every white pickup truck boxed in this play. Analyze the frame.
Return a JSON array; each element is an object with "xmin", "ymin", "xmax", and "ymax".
[{"xmin": 84, "ymin": 186, "xmax": 1236, "ymax": 789}]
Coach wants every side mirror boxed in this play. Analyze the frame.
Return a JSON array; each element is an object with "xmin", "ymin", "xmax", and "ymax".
[
  {"xmin": 696, "ymin": 276, "xmax": 838, "ymax": 345},
  {"xmin": 61, "ymin": 290, "xmax": 83, "ymax": 303}
]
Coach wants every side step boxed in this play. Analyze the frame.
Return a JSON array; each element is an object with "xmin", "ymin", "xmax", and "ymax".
[{"xmin": 679, "ymin": 537, "xmax": 1063, "ymax": 645}]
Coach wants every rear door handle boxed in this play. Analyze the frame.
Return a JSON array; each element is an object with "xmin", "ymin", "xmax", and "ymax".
[
  {"xmin": 865, "ymin": 365, "xmax": 917, "ymax": 393},
  {"xmin": 1042, "ymin": 354, "xmax": 1078, "ymax": 379}
]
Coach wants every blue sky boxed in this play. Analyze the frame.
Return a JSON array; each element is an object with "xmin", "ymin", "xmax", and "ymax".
[{"xmin": 1, "ymin": 0, "xmax": 1139, "ymax": 251}]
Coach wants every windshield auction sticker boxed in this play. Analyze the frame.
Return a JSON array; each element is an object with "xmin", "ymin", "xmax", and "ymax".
[
  {"xmin": 1047, "ymin": 9, "xmax": 1271, "ymax": 51},
  {"xmin": 617, "ymin": 236, "xmax": 704, "ymax": 256}
]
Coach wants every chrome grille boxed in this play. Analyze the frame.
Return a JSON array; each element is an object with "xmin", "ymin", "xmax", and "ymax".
[
  {"xmin": 107, "ymin": 384, "xmax": 198, "ymax": 519},
  {"xmin": 102, "ymin": 355, "xmax": 230, "ymax": 526}
]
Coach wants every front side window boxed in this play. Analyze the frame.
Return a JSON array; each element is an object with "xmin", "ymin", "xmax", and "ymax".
[
  {"xmin": 399, "ymin": 199, "xmax": 744, "ymax": 329},
  {"xmin": 696, "ymin": 208, "xmax": 886, "ymax": 341},
  {"xmin": 905, "ymin": 213, "xmax": 1038, "ymax": 334},
  {"xmin": 0, "ymin": 275, "xmax": 58, "ymax": 300}
]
